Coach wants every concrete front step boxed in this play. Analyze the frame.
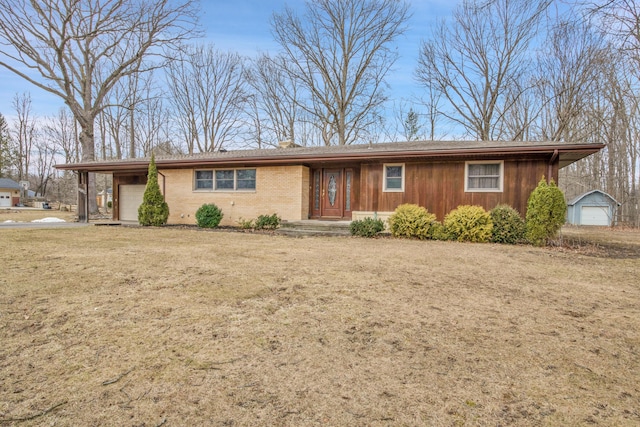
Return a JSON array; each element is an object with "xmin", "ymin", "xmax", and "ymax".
[{"xmin": 278, "ymin": 220, "xmax": 351, "ymax": 237}]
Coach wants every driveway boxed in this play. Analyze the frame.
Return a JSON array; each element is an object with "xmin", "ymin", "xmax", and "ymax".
[{"xmin": 0, "ymin": 221, "xmax": 91, "ymax": 229}]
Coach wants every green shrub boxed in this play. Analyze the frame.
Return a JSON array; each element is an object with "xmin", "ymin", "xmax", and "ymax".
[
  {"xmin": 107, "ymin": 201, "xmax": 112, "ymax": 209},
  {"xmin": 388, "ymin": 204, "xmax": 438, "ymax": 239},
  {"xmin": 525, "ymin": 177, "xmax": 567, "ymax": 246},
  {"xmin": 349, "ymin": 217, "xmax": 385, "ymax": 237},
  {"xmin": 195, "ymin": 203, "xmax": 223, "ymax": 228},
  {"xmin": 254, "ymin": 213, "xmax": 281, "ymax": 230},
  {"xmin": 443, "ymin": 205, "xmax": 493, "ymax": 243},
  {"xmin": 490, "ymin": 204, "xmax": 526, "ymax": 244},
  {"xmin": 138, "ymin": 154, "xmax": 169, "ymax": 226},
  {"xmin": 237, "ymin": 218, "xmax": 254, "ymax": 229},
  {"xmin": 429, "ymin": 221, "xmax": 451, "ymax": 241}
]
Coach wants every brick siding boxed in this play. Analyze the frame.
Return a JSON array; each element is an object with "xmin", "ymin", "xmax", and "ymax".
[{"xmin": 160, "ymin": 165, "xmax": 310, "ymax": 226}]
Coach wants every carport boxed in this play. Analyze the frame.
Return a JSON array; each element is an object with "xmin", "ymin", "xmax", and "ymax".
[{"xmin": 55, "ymin": 166, "xmax": 153, "ymax": 224}]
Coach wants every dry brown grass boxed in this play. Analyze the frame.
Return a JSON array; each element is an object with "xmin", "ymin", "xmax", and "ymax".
[
  {"xmin": 0, "ymin": 226, "xmax": 638, "ymax": 426},
  {"xmin": 0, "ymin": 208, "xmax": 76, "ymax": 223},
  {"xmin": 560, "ymin": 226, "xmax": 640, "ymax": 253}
]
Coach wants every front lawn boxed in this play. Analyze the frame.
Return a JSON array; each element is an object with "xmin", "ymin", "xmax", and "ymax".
[{"xmin": 1, "ymin": 227, "xmax": 638, "ymax": 426}]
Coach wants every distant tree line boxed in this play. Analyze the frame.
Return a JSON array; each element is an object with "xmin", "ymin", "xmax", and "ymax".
[{"xmin": 0, "ymin": 0, "xmax": 638, "ymax": 225}]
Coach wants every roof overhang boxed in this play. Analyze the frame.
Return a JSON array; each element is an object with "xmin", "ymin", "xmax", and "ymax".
[{"xmin": 54, "ymin": 141, "xmax": 605, "ymax": 173}]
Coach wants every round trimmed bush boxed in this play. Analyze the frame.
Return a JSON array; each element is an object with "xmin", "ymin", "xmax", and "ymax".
[
  {"xmin": 490, "ymin": 204, "xmax": 525, "ymax": 244},
  {"xmin": 195, "ymin": 203, "xmax": 223, "ymax": 228},
  {"xmin": 525, "ymin": 177, "xmax": 566, "ymax": 246},
  {"xmin": 444, "ymin": 205, "xmax": 493, "ymax": 243},
  {"xmin": 388, "ymin": 204, "xmax": 437, "ymax": 239}
]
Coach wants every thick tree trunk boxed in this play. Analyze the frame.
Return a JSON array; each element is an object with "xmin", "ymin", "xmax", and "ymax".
[{"xmin": 79, "ymin": 121, "xmax": 99, "ymax": 215}]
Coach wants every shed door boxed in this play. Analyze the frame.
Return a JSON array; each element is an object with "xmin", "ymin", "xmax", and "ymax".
[
  {"xmin": 119, "ymin": 185, "xmax": 146, "ymax": 221},
  {"xmin": 581, "ymin": 206, "xmax": 609, "ymax": 226},
  {"xmin": 0, "ymin": 191, "xmax": 12, "ymax": 207}
]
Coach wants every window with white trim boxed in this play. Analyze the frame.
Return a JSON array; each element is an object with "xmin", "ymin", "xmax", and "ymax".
[
  {"xmin": 384, "ymin": 164, "xmax": 404, "ymax": 192},
  {"xmin": 465, "ymin": 161, "xmax": 503, "ymax": 192},
  {"xmin": 194, "ymin": 169, "xmax": 256, "ymax": 191}
]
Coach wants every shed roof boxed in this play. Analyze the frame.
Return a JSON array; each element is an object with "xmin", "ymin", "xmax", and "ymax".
[
  {"xmin": 55, "ymin": 140, "xmax": 605, "ymax": 173},
  {"xmin": 0, "ymin": 178, "xmax": 21, "ymax": 190},
  {"xmin": 567, "ymin": 189, "xmax": 620, "ymax": 206}
]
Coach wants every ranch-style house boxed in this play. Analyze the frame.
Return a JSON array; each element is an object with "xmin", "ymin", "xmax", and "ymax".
[{"xmin": 55, "ymin": 140, "xmax": 604, "ymax": 225}]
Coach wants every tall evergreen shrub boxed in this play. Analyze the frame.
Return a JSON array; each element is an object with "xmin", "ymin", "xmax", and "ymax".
[
  {"xmin": 525, "ymin": 177, "xmax": 566, "ymax": 246},
  {"xmin": 138, "ymin": 154, "xmax": 169, "ymax": 226}
]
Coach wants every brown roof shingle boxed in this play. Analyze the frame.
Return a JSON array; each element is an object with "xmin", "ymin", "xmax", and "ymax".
[{"xmin": 55, "ymin": 140, "xmax": 605, "ymax": 172}]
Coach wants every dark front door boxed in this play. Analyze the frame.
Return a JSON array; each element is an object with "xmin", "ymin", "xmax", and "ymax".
[{"xmin": 322, "ymin": 169, "xmax": 343, "ymax": 217}]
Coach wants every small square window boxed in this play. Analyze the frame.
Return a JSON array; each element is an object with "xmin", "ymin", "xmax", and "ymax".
[
  {"xmin": 236, "ymin": 169, "xmax": 256, "ymax": 190},
  {"xmin": 384, "ymin": 164, "xmax": 404, "ymax": 192},
  {"xmin": 195, "ymin": 170, "xmax": 213, "ymax": 189},
  {"xmin": 465, "ymin": 161, "xmax": 503, "ymax": 192},
  {"xmin": 215, "ymin": 170, "xmax": 235, "ymax": 190}
]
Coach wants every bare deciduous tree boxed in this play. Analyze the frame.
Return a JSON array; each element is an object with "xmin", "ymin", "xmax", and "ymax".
[
  {"xmin": 43, "ymin": 108, "xmax": 79, "ymax": 204},
  {"xmin": 32, "ymin": 137, "xmax": 56, "ymax": 198},
  {"xmin": 99, "ymin": 71, "xmax": 173, "ymax": 159},
  {"xmin": 45, "ymin": 108, "xmax": 79, "ymax": 165},
  {"xmin": 167, "ymin": 44, "xmax": 248, "ymax": 153},
  {"xmin": 569, "ymin": 0, "xmax": 640, "ymax": 225},
  {"xmin": 589, "ymin": 0, "xmax": 640, "ymax": 65},
  {"xmin": 416, "ymin": 0, "xmax": 551, "ymax": 141},
  {"xmin": 246, "ymin": 54, "xmax": 301, "ymax": 147},
  {"xmin": 272, "ymin": 0, "xmax": 410, "ymax": 146},
  {"xmin": 11, "ymin": 93, "xmax": 37, "ymax": 182},
  {"xmin": 535, "ymin": 20, "xmax": 607, "ymax": 142},
  {"xmin": 0, "ymin": 0, "xmax": 199, "ymax": 212}
]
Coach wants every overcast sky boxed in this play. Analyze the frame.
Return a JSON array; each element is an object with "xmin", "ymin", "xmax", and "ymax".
[{"xmin": 0, "ymin": 0, "xmax": 454, "ymax": 119}]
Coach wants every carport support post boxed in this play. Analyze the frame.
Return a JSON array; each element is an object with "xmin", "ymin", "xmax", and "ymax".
[{"xmin": 77, "ymin": 171, "xmax": 89, "ymax": 223}]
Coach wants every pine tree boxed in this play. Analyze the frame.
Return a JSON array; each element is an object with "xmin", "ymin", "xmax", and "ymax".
[
  {"xmin": 138, "ymin": 154, "xmax": 169, "ymax": 226},
  {"xmin": 0, "ymin": 113, "xmax": 13, "ymax": 178},
  {"xmin": 404, "ymin": 108, "xmax": 421, "ymax": 141},
  {"xmin": 525, "ymin": 177, "xmax": 566, "ymax": 245}
]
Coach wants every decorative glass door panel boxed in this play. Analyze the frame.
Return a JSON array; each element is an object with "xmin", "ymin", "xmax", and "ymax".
[
  {"xmin": 322, "ymin": 169, "xmax": 343, "ymax": 217},
  {"xmin": 312, "ymin": 170, "xmax": 321, "ymax": 217}
]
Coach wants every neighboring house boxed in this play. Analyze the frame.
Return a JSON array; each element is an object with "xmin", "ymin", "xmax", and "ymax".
[
  {"xmin": 0, "ymin": 178, "xmax": 21, "ymax": 208},
  {"xmin": 567, "ymin": 190, "xmax": 620, "ymax": 227},
  {"xmin": 55, "ymin": 140, "xmax": 604, "ymax": 224},
  {"xmin": 97, "ymin": 188, "xmax": 113, "ymax": 209}
]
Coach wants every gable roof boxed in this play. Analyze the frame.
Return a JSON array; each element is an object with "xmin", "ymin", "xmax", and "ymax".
[
  {"xmin": 0, "ymin": 178, "xmax": 21, "ymax": 190},
  {"xmin": 568, "ymin": 189, "xmax": 620, "ymax": 206},
  {"xmin": 55, "ymin": 140, "xmax": 605, "ymax": 173}
]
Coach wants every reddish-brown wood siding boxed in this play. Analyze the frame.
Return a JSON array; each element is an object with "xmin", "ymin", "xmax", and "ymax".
[
  {"xmin": 358, "ymin": 159, "xmax": 556, "ymax": 220},
  {"xmin": 351, "ymin": 168, "xmax": 361, "ymax": 215}
]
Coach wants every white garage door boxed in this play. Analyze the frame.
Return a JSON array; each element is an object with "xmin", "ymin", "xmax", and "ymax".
[
  {"xmin": 581, "ymin": 206, "xmax": 609, "ymax": 226},
  {"xmin": 0, "ymin": 191, "xmax": 12, "ymax": 207},
  {"xmin": 119, "ymin": 185, "xmax": 146, "ymax": 221}
]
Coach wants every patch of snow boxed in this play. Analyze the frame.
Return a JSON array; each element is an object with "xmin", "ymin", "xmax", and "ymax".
[
  {"xmin": 31, "ymin": 217, "xmax": 66, "ymax": 223},
  {"xmin": 3, "ymin": 220, "xmax": 17, "ymax": 223}
]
